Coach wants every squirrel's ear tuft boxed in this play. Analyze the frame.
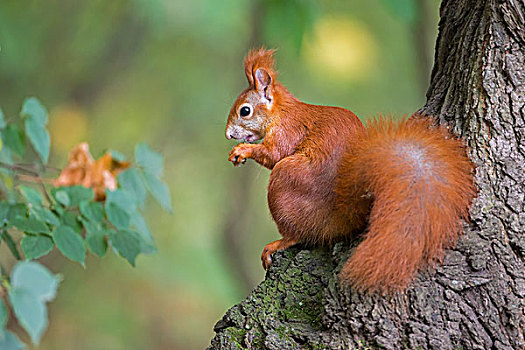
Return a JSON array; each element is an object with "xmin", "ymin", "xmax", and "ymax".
[{"xmin": 244, "ymin": 47, "xmax": 277, "ymax": 86}]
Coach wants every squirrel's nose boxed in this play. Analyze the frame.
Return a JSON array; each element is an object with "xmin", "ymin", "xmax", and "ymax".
[{"xmin": 225, "ymin": 126, "xmax": 236, "ymax": 140}]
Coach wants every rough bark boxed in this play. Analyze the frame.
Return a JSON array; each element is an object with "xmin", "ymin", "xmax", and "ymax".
[{"xmin": 209, "ymin": 0, "xmax": 525, "ymax": 349}]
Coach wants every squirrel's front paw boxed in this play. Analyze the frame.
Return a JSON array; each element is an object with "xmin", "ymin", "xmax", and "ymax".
[{"xmin": 228, "ymin": 144, "xmax": 254, "ymax": 166}]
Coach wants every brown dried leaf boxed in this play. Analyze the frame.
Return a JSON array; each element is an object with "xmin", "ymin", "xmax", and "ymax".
[{"xmin": 54, "ymin": 143, "xmax": 130, "ymax": 201}]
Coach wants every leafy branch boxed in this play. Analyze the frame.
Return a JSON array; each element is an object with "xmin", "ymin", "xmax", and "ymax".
[{"xmin": 0, "ymin": 98, "xmax": 172, "ymax": 348}]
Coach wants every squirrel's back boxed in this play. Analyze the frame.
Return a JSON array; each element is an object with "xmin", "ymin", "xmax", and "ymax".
[{"xmin": 337, "ymin": 117, "xmax": 476, "ymax": 293}]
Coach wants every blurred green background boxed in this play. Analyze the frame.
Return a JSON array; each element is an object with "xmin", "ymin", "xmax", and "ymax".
[{"xmin": 0, "ymin": 0, "xmax": 439, "ymax": 349}]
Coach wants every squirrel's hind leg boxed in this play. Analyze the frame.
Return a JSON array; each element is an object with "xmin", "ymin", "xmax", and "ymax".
[
  {"xmin": 261, "ymin": 237, "xmax": 298, "ymax": 269},
  {"xmin": 267, "ymin": 154, "xmax": 346, "ymax": 246}
]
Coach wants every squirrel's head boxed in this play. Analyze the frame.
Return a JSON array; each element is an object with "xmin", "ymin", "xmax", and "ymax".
[{"xmin": 226, "ymin": 48, "xmax": 278, "ymax": 143}]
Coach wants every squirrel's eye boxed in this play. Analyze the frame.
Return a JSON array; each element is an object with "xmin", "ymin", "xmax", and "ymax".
[
  {"xmin": 240, "ymin": 106, "xmax": 251, "ymax": 117},
  {"xmin": 239, "ymin": 104, "xmax": 252, "ymax": 117}
]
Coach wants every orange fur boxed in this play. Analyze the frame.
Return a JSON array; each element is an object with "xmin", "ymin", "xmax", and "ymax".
[
  {"xmin": 244, "ymin": 48, "xmax": 278, "ymax": 86},
  {"xmin": 226, "ymin": 49, "xmax": 476, "ymax": 293}
]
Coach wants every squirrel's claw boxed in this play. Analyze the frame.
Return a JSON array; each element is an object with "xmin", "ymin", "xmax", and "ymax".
[
  {"xmin": 261, "ymin": 245, "xmax": 273, "ymax": 270},
  {"xmin": 230, "ymin": 155, "xmax": 245, "ymax": 167},
  {"xmin": 261, "ymin": 238, "xmax": 298, "ymax": 270},
  {"xmin": 228, "ymin": 144, "xmax": 252, "ymax": 166}
]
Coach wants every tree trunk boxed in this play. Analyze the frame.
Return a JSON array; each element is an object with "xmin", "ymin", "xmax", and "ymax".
[{"xmin": 208, "ymin": 0, "xmax": 525, "ymax": 349}]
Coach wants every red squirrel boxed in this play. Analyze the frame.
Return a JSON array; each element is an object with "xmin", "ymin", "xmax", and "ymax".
[{"xmin": 225, "ymin": 48, "xmax": 476, "ymax": 293}]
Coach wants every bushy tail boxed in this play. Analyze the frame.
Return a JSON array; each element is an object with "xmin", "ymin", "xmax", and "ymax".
[{"xmin": 338, "ymin": 117, "xmax": 476, "ymax": 293}]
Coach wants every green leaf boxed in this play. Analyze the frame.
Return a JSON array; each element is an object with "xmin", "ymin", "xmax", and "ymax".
[
  {"xmin": 0, "ymin": 328, "xmax": 25, "ymax": 350},
  {"xmin": 141, "ymin": 170, "xmax": 172, "ymax": 212},
  {"xmin": 18, "ymin": 185, "xmax": 43, "ymax": 206},
  {"xmin": 130, "ymin": 213, "xmax": 156, "ymax": 254},
  {"xmin": 0, "ymin": 107, "xmax": 6, "ymax": 129},
  {"xmin": 30, "ymin": 206, "xmax": 60, "ymax": 227},
  {"xmin": 135, "ymin": 143, "xmax": 163, "ymax": 177},
  {"xmin": 105, "ymin": 203, "xmax": 130, "ymax": 230},
  {"xmin": 9, "ymin": 288, "xmax": 46, "ymax": 344},
  {"xmin": 52, "ymin": 188, "xmax": 70, "ymax": 206},
  {"xmin": 52, "ymin": 225, "xmax": 86, "ymax": 265},
  {"xmin": 109, "ymin": 230, "xmax": 141, "ymax": 266},
  {"xmin": 106, "ymin": 188, "xmax": 137, "ymax": 214},
  {"xmin": 86, "ymin": 231, "xmax": 107, "ymax": 257},
  {"xmin": 0, "ymin": 299, "xmax": 6, "ymax": 327},
  {"xmin": 118, "ymin": 169, "xmax": 146, "ymax": 208},
  {"xmin": 10, "ymin": 261, "xmax": 60, "ymax": 302},
  {"xmin": 79, "ymin": 201, "xmax": 104, "ymax": 223},
  {"xmin": 6, "ymin": 204, "xmax": 28, "ymax": 223},
  {"xmin": 21, "ymin": 235, "xmax": 53, "ymax": 260},
  {"xmin": 79, "ymin": 216, "xmax": 101, "ymax": 235},
  {"xmin": 20, "ymin": 97, "xmax": 48, "ymax": 125},
  {"xmin": 80, "ymin": 216, "xmax": 108, "ymax": 258},
  {"xmin": 65, "ymin": 186, "xmax": 94, "ymax": 206},
  {"xmin": 25, "ymin": 117, "xmax": 50, "ymax": 164},
  {"xmin": 12, "ymin": 216, "xmax": 50, "ymax": 234},
  {"xmin": 53, "ymin": 186, "xmax": 94, "ymax": 207},
  {"xmin": 1, "ymin": 231, "xmax": 21, "ymax": 259},
  {"xmin": 2, "ymin": 124, "xmax": 25, "ymax": 157},
  {"xmin": 60, "ymin": 211, "xmax": 82, "ymax": 233},
  {"xmin": 8, "ymin": 261, "xmax": 60, "ymax": 345}
]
